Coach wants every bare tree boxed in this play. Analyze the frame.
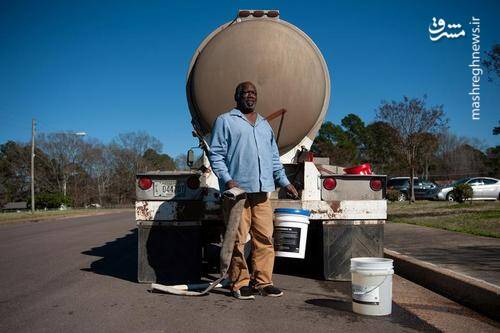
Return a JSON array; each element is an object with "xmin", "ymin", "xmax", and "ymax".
[
  {"xmin": 493, "ymin": 121, "xmax": 500, "ymax": 135},
  {"xmin": 483, "ymin": 44, "xmax": 500, "ymax": 82},
  {"xmin": 37, "ymin": 133, "xmax": 91, "ymax": 197},
  {"xmin": 377, "ymin": 96, "xmax": 447, "ymax": 202},
  {"xmin": 1, "ymin": 131, "xmax": 172, "ymax": 207},
  {"xmin": 111, "ymin": 131, "xmax": 162, "ymax": 171},
  {"xmin": 435, "ymin": 131, "xmax": 488, "ymax": 179},
  {"xmin": 416, "ymin": 133, "xmax": 439, "ymax": 180},
  {"xmin": 83, "ymin": 143, "xmax": 114, "ymax": 206},
  {"xmin": 175, "ymin": 154, "xmax": 190, "ymax": 171}
]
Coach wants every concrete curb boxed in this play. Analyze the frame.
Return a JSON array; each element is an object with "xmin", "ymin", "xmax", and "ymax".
[{"xmin": 384, "ymin": 248, "xmax": 500, "ymax": 322}]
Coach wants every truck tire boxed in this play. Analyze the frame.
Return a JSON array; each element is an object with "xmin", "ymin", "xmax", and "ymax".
[{"xmin": 446, "ymin": 193, "xmax": 455, "ymax": 202}]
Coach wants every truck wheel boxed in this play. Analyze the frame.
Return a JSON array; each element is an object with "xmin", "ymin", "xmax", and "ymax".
[
  {"xmin": 446, "ymin": 193, "xmax": 455, "ymax": 202},
  {"xmin": 398, "ymin": 192, "xmax": 407, "ymax": 202}
]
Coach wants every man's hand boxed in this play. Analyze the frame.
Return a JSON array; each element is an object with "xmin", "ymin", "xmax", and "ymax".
[
  {"xmin": 285, "ymin": 184, "xmax": 299, "ymax": 199},
  {"xmin": 226, "ymin": 180, "xmax": 239, "ymax": 190}
]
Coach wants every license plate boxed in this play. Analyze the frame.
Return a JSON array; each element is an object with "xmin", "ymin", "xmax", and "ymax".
[{"xmin": 153, "ymin": 180, "xmax": 186, "ymax": 197}]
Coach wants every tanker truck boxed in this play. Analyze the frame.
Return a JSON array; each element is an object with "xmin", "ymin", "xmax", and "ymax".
[{"xmin": 135, "ymin": 10, "xmax": 387, "ymax": 284}]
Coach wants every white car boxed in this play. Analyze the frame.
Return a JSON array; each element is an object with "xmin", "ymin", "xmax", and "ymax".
[{"xmin": 436, "ymin": 177, "xmax": 500, "ymax": 201}]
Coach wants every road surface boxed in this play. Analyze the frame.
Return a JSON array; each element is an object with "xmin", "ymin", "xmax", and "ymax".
[{"xmin": 0, "ymin": 212, "xmax": 497, "ymax": 332}]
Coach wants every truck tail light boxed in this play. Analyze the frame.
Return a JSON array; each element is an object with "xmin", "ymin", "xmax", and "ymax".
[
  {"xmin": 187, "ymin": 176, "xmax": 200, "ymax": 190},
  {"xmin": 266, "ymin": 10, "xmax": 279, "ymax": 17},
  {"xmin": 138, "ymin": 177, "xmax": 152, "ymax": 190},
  {"xmin": 238, "ymin": 10, "xmax": 251, "ymax": 17},
  {"xmin": 323, "ymin": 177, "xmax": 337, "ymax": 191},
  {"xmin": 238, "ymin": 10, "xmax": 280, "ymax": 18},
  {"xmin": 370, "ymin": 179, "xmax": 382, "ymax": 191},
  {"xmin": 252, "ymin": 10, "xmax": 264, "ymax": 17}
]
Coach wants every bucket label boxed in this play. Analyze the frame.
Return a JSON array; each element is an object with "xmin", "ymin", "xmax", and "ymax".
[
  {"xmin": 274, "ymin": 226, "xmax": 301, "ymax": 253},
  {"xmin": 352, "ymin": 284, "xmax": 380, "ymax": 305}
]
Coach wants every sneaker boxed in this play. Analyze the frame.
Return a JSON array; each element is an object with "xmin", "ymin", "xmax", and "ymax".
[
  {"xmin": 232, "ymin": 286, "xmax": 255, "ymax": 300},
  {"xmin": 259, "ymin": 285, "xmax": 283, "ymax": 297}
]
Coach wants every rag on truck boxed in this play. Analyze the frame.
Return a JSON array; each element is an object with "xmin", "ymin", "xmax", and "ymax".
[{"xmin": 151, "ymin": 187, "xmax": 246, "ymax": 296}]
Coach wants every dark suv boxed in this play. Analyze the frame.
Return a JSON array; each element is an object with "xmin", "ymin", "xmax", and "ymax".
[{"xmin": 387, "ymin": 177, "xmax": 440, "ymax": 201}]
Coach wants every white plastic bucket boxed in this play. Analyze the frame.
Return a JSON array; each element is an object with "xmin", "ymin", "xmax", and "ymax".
[
  {"xmin": 273, "ymin": 208, "xmax": 310, "ymax": 259},
  {"xmin": 350, "ymin": 257, "xmax": 394, "ymax": 316}
]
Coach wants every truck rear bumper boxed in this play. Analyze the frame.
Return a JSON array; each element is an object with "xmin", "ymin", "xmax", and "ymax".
[
  {"xmin": 135, "ymin": 200, "xmax": 220, "ymax": 221},
  {"xmin": 135, "ymin": 199, "xmax": 387, "ymax": 222},
  {"xmin": 271, "ymin": 199, "xmax": 387, "ymax": 220}
]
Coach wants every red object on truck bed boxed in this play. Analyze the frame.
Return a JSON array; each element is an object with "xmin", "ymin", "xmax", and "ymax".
[{"xmin": 344, "ymin": 163, "xmax": 372, "ymax": 175}]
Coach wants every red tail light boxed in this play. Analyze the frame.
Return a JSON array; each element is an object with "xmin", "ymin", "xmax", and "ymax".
[
  {"xmin": 370, "ymin": 179, "xmax": 382, "ymax": 191},
  {"xmin": 267, "ymin": 10, "xmax": 279, "ymax": 17},
  {"xmin": 323, "ymin": 177, "xmax": 337, "ymax": 191},
  {"xmin": 238, "ymin": 10, "xmax": 251, "ymax": 17},
  {"xmin": 138, "ymin": 177, "xmax": 152, "ymax": 190},
  {"xmin": 252, "ymin": 10, "xmax": 265, "ymax": 17},
  {"xmin": 187, "ymin": 176, "xmax": 200, "ymax": 190}
]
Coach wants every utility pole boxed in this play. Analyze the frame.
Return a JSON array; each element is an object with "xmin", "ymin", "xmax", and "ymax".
[{"xmin": 31, "ymin": 119, "xmax": 35, "ymax": 214}]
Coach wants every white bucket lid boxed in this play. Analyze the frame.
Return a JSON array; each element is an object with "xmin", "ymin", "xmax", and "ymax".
[{"xmin": 350, "ymin": 257, "xmax": 393, "ymax": 271}]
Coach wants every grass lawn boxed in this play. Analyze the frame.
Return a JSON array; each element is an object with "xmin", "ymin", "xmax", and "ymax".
[
  {"xmin": 388, "ymin": 200, "xmax": 500, "ymax": 238},
  {"xmin": 0, "ymin": 208, "xmax": 133, "ymax": 225}
]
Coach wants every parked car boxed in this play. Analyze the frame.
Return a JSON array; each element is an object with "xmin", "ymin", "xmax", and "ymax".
[
  {"xmin": 436, "ymin": 177, "xmax": 500, "ymax": 201},
  {"xmin": 387, "ymin": 177, "xmax": 440, "ymax": 201},
  {"xmin": 387, "ymin": 177, "xmax": 416, "ymax": 191}
]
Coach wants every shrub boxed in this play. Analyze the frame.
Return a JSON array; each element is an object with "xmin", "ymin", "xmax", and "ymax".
[
  {"xmin": 35, "ymin": 193, "xmax": 72, "ymax": 209},
  {"xmin": 452, "ymin": 184, "xmax": 473, "ymax": 203},
  {"xmin": 386, "ymin": 189, "xmax": 400, "ymax": 202}
]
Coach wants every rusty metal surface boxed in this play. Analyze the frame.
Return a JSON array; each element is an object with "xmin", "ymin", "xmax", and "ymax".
[
  {"xmin": 135, "ymin": 174, "xmax": 203, "ymax": 201},
  {"xmin": 320, "ymin": 175, "xmax": 387, "ymax": 201},
  {"xmin": 136, "ymin": 201, "xmax": 154, "ymax": 220},
  {"xmin": 322, "ymin": 219, "xmax": 385, "ymax": 226},
  {"xmin": 271, "ymin": 199, "xmax": 387, "ymax": 220},
  {"xmin": 187, "ymin": 16, "xmax": 330, "ymax": 154},
  {"xmin": 135, "ymin": 200, "xmax": 222, "ymax": 221}
]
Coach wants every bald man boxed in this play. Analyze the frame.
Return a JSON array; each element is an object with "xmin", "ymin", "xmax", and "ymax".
[{"xmin": 209, "ymin": 81, "xmax": 298, "ymax": 300}]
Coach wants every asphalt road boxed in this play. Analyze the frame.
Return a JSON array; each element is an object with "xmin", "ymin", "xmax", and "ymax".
[{"xmin": 0, "ymin": 212, "xmax": 490, "ymax": 332}]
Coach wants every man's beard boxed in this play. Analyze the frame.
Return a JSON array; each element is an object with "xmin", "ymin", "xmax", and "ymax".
[{"xmin": 242, "ymin": 99, "xmax": 256, "ymax": 111}]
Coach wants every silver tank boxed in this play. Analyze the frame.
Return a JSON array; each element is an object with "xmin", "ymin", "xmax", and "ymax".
[{"xmin": 187, "ymin": 12, "xmax": 330, "ymax": 155}]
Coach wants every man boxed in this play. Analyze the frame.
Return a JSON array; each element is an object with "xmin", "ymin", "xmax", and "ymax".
[{"xmin": 209, "ymin": 81, "xmax": 299, "ymax": 300}]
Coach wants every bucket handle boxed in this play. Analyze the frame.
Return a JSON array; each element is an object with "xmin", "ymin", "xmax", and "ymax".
[{"xmin": 352, "ymin": 276, "xmax": 388, "ymax": 296}]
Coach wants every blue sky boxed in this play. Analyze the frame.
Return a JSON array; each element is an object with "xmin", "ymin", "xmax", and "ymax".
[{"xmin": 1, "ymin": 0, "xmax": 499, "ymax": 158}]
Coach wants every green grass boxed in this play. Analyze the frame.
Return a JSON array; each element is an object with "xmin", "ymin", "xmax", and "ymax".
[
  {"xmin": 388, "ymin": 200, "xmax": 500, "ymax": 238},
  {"xmin": 0, "ymin": 208, "xmax": 133, "ymax": 225}
]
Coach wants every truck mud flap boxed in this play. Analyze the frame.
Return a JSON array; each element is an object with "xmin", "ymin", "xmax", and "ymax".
[
  {"xmin": 322, "ymin": 222, "xmax": 384, "ymax": 281},
  {"xmin": 137, "ymin": 222, "xmax": 202, "ymax": 284}
]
